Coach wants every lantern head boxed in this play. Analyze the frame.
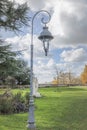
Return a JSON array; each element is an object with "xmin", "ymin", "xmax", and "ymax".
[{"xmin": 38, "ymin": 26, "xmax": 53, "ymax": 56}]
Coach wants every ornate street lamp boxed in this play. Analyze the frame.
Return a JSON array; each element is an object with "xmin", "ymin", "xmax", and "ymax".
[
  {"xmin": 38, "ymin": 25, "xmax": 53, "ymax": 56},
  {"xmin": 27, "ymin": 10, "xmax": 53, "ymax": 130}
]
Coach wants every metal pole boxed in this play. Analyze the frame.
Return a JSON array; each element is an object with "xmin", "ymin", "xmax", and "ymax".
[{"xmin": 27, "ymin": 10, "xmax": 51, "ymax": 130}]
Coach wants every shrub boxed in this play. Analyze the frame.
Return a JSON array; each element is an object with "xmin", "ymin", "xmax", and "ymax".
[
  {"xmin": 12, "ymin": 92, "xmax": 24, "ymax": 103},
  {"xmin": 25, "ymin": 92, "xmax": 29, "ymax": 104},
  {"xmin": 0, "ymin": 96, "xmax": 13, "ymax": 114},
  {"xmin": 0, "ymin": 91, "xmax": 30, "ymax": 114},
  {"xmin": 24, "ymin": 92, "xmax": 29, "ymax": 111},
  {"xmin": 12, "ymin": 92, "xmax": 25, "ymax": 113},
  {"xmin": 12, "ymin": 101, "xmax": 26, "ymax": 113}
]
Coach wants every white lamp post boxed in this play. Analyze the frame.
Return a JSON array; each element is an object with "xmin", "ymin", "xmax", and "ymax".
[{"xmin": 27, "ymin": 10, "xmax": 53, "ymax": 130}]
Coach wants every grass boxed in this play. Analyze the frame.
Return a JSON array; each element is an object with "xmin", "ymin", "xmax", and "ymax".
[{"xmin": 0, "ymin": 86, "xmax": 87, "ymax": 130}]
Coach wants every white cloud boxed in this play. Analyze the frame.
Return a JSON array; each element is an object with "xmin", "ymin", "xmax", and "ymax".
[
  {"xmin": 47, "ymin": 58, "xmax": 55, "ymax": 67},
  {"xmin": 28, "ymin": 0, "xmax": 46, "ymax": 11},
  {"xmin": 6, "ymin": 34, "xmax": 30, "ymax": 51},
  {"xmin": 34, "ymin": 58, "xmax": 55, "ymax": 83},
  {"xmin": 11, "ymin": 0, "xmax": 87, "ymax": 45},
  {"xmin": 28, "ymin": 0, "xmax": 87, "ymax": 48},
  {"xmin": 60, "ymin": 48, "xmax": 87, "ymax": 62}
]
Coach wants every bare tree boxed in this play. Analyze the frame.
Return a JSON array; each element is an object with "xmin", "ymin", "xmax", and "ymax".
[{"xmin": 54, "ymin": 66, "xmax": 63, "ymax": 86}]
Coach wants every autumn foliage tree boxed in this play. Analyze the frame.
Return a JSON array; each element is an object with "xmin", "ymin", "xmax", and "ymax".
[{"xmin": 81, "ymin": 65, "xmax": 87, "ymax": 85}]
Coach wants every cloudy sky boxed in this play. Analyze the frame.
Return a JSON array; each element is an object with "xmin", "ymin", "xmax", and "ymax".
[{"xmin": 1, "ymin": 0, "xmax": 87, "ymax": 83}]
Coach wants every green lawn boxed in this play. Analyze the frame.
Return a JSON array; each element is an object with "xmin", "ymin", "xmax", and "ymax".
[{"xmin": 0, "ymin": 87, "xmax": 87, "ymax": 130}]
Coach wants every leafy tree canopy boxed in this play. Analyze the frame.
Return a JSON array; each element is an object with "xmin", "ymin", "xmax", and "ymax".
[
  {"xmin": 14, "ymin": 59, "xmax": 30, "ymax": 85},
  {"xmin": 0, "ymin": 0, "xmax": 30, "ymax": 85},
  {"xmin": 0, "ymin": 0, "xmax": 29, "ymax": 31}
]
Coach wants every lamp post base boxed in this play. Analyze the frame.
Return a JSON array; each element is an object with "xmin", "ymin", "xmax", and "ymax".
[
  {"xmin": 27, "ymin": 123, "xmax": 36, "ymax": 130},
  {"xmin": 27, "ymin": 95, "xmax": 36, "ymax": 130}
]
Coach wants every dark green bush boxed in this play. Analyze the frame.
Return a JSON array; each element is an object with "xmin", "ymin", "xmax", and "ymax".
[
  {"xmin": 25, "ymin": 92, "xmax": 29, "ymax": 104},
  {"xmin": 12, "ymin": 101, "xmax": 26, "ymax": 113},
  {"xmin": 12, "ymin": 92, "xmax": 26, "ymax": 113},
  {"xmin": 24, "ymin": 92, "xmax": 29, "ymax": 111},
  {"xmin": 0, "ymin": 91, "xmax": 30, "ymax": 114},
  {"xmin": 12, "ymin": 92, "xmax": 24, "ymax": 103},
  {"xmin": 0, "ymin": 96, "xmax": 13, "ymax": 114}
]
